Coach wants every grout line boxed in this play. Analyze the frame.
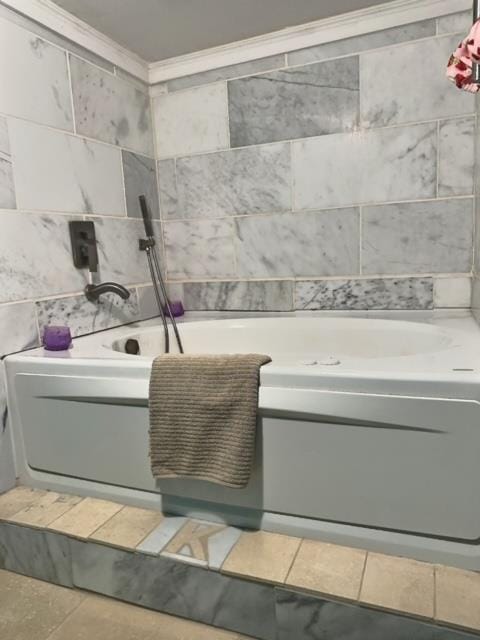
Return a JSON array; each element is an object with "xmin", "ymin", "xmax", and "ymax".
[
  {"xmin": 66, "ymin": 53, "xmax": 77, "ymax": 135},
  {"xmin": 433, "ymin": 566, "xmax": 437, "ymax": 620},
  {"xmin": 436, "ymin": 120, "xmax": 440, "ymax": 199},
  {"xmin": 358, "ymin": 206, "xmax": 363, "ymax": 275},
  {"xmin": 283, "ymin": 537, "xmax": 304, "ymax": 585},
  {"xmin": 43, "ymin": 592, "xmax": 87, "ymax": 640},
  {"xmin": 357, "ymin": 550, "xmax": 369, "ymax": 602}
]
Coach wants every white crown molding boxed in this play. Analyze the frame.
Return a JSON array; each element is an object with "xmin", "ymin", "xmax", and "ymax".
[
  {"xmin": 0, "ymin": 0, "xmax": 148, "ymax": 81},
  {"xmin": 148, "ymin": 0, "xmax": 471, "ymax": 85}
]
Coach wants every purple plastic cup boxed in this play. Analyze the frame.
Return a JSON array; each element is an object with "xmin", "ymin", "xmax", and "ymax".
[
  {"xmin": 164, "ymin": 300, "xmax": 184, "ymax": 317},
  {"xmin": 43, "ymin": 325, "xmax": 72, "ymax": 351}
]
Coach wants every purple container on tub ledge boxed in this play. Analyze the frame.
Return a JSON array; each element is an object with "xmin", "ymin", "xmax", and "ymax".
[
  {"xmin": 164, "ymin": 300, "xmax": 184, "ymax": 317},
  {"xmin": 43, "ymin": 325, "xmax": 72, "ymax": 351}
]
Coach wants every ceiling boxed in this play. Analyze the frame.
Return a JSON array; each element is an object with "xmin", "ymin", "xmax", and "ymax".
[{"xmin": 52, "ymin": 0, "xmax": 394, "ymax": 62}]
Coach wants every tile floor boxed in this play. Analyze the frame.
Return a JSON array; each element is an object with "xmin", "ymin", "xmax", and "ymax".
[
  {"xmin": 0, "ymin": 569, "xmax": 248, "ymax": 640},
  {"xmin": 2, "ymin": 486, "xmax": 480, "ymax": 634}
]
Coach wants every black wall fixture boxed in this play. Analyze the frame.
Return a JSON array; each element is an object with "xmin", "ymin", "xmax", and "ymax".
[{"xmin": 69, "ymin": 220, "xmax": 98, "ymax": 272}]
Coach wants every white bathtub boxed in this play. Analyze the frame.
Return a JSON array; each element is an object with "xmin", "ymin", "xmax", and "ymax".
[{"xmin": 6, "ymin": 311, "xmax": 480, "ymax": 569}]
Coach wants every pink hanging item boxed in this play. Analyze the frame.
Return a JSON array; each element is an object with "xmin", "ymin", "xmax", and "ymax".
[{"xmin": 447, "ymin": 19, "xmax": 480, "ymax": 93}]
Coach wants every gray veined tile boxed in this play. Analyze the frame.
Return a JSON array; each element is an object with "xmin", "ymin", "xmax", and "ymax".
[
  {"xmin": 361, "ymin": 34, "xmax": 475, "ymax": 128},
  {"xmin": 0, "ymin": 522, "xmax": 72, "ymax": 587},
  {"xmin": 8, "ymin": 119, "xmax": 126, "ymax": 215},
  {"xmin": 183, "ymin": 280, "xmax": 293, "ymax": 312},
  {"xmin": 0, "ymin": 212, "xmax": 88, "ymax": 304},
  {"xmin": 234, "ymin": 209, "xmax": 359, "ymax": 278},
  {"xmin": 153, "ymin": 83, "xmax": 229, "ymax": 158},
  {"xmin": 362, "ymin": 199, "xmax": 474, "ymax": 275},
  {"xmin": 69, "ymin": 55, "xmax": 153, "ymax": 156},
  {"xmin": 437, "ymin": 11, "xmax": 472, "ymax": 35},
  {"xmin": 293, "ymin": 122, "xmax": 437, "ymax": 210},
  {"xmin": 0, "ymin": 117, "xmax": 16, "ymax": 210},
  {"xmin": 122, "ymin": 150, "xmax": 160, "ymax": 220},
  {"xmin": 295, "ymin": 277, "xmax": 434, "ymax": 311},
  {"xmin": 438, "ymin": 117, "xmax": 475, "ymax": 197},
  {"xmin": 228, "ymin": 57, "xmax": 359, "ymax": 146},
  {"xmin": 163, "ymin": 218, "xmax": 236, "ymax": 279},
  {"xmin": 167, "ymin": 54, "xmax": 286, "ymax": 92},
  {"xmin": 0, "ymin": 17, "xmax": 73, "ymax": 131},
  {"xmin": 176, "ymin": 143, "xmax": 291, "ymax": 218},
  {"xmin": 157, "ymin": 158, "xmax": 179, "ymax": 219},
  {"xmin": 0, "ymin": 302, "xmax": 39, "ymax": 356},
  {"xmin": 287, "ymin": 19, "xmax": 436, "ymax": 66},
  {"xmin": 36, "ymin": 289, "xmax": 140, "ymax": 339}
]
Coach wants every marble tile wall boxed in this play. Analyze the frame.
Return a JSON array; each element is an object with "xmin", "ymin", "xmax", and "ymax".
[
  {"xmin": 153, "ymin": 10, "xmax": 475, "ymax": 314},
  {"xmin": 0, "ymin": 9, "xmax": 160, "ymax": 491}
]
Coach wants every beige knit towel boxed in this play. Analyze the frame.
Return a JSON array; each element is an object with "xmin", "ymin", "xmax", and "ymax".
[{"xmin": 149, "ymin": 353, "xmax": 271, "ymax": 488}]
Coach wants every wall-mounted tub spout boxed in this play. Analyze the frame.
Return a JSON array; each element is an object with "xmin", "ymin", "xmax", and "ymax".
[{"xmin": 85, "ymin": 282, "xmax": 130, "ymax": 302}]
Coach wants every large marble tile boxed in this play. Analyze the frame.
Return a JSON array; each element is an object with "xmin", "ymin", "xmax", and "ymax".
[
  {"xmin": 157, "ymin": 159, "xmax": 178, "ymax": 219},
  {"xmin": 437, "ymin": 11, "xmax": 471, "ymax": 35},
  {"xmin": 35, "ymin": 289, "xmax": 140, "ymax": 339},
  {"xmin": 0, "ymin": 487, "xmax": 47, "ymax": 520},
  {"xmin": 275, "ymin": 589, "xmax": 478, "ymax": 640},
  {"xmin": 0, "ymin": 522, "xmax": 72, "ymax": 586},
  {"xmin": 295, "ymin": 277, "xmax": 434, "ymax": 310},
  {"xmin": 0, "ymin": 17, "xmax": 72, "ymax": 130},
  {"xmin": 49, "ymin": 497, "xmax": 123, "ymax": 539},
  {"xmin": 0, "ymin": 118, "xmax": 15, "ymax": 209},
  {"xmin": 0, "ymin": 302, "xmax": 39, "ymax": 355},
  {"xmin": 228, "ymin": 57, "xmax": 359, "ymax": 147},
  {"xmin": 71, "ymin": 539, "xmax": 276, "ymax": 639},
  {"xmin": 361, "ymin": 34, "xmax": 475, "ymax": 128},
  {"xmin": 436, "ymin": 565, "xmax": 480, "ymax": 631},
  {"xmin": 234, "ymin": 209, "xmax": 359, "ymax": 278},
  {"xmin": 0, "ymin": 212, "xmax": 87, "ymax": 303},
  {"xmin": 86, "ymin": 217, "xmax": 151, "ymax": 284},
  {"xmin": 183, "ymin": 280, "xmax": 293, "ymax": 311},
  {"xmin": 293, "ymin": 122, "xmax": 437, "ymax": 209},
  {"xmin": 434, "ymin": 276, "xmax": 471, "ymax": 308},
  {"xmin": 0, "ymin": 569, "xmax": 84, "ymax": 640},
  {"xmin": 90, "ymin": 506, "xmax": 164, "ymax": 550},
  {"xmin": 9, "ymin": 119, "xmax": 125, "ymax": 215},
  {"xmin": 8, "ymin": 492, "xmax": 82, "ymax": 528},
  {"xmin": 154, "ymin": 83, "xmax": 229, "ymax": 158},
  {"xmin": 176, "ymin": 143, "xmax": 291, "ymax": 218},
  {"xmin": 166, "ymin": 54, "xmax": 286, "ymax": 92},
  {"xmin": 362, "ymin": 199, "xmax": 474, "ymax": 275},
  {"xmin": 438, "ymin": 117, "xmax": 475, "ymax": 197},
  {"xmin": 122, "ymin": 151, "xmax": 159, "ymax": 220},
  {"xmin": 288, "ymin": 19, "xmax": 435, "ymax": 66},
  {"xmin": 163, "ymin": 219, "xmax": 236, "ymax": 279},
  {"xmin": 69, "ymin": 56, "xmax": 153, "ymax": 156},
  {"xmin": 137, "ymin": 284, "xmax": 162, "ymax": 320}
]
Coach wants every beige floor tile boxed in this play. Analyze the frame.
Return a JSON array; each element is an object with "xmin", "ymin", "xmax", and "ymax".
[
  {"xmin": 286, "ymin": 539, "xmax": 366, "ymax": 601},
  {"xmin": 0, "ymin": 486, "xmax": 47, "ymax": 520},
  {"xmin": 0, "ymin": 569, "xmax": 84, "ymax": 640},
  {"xmin": 48, "ymin": 594, "xmax": 245, "ymax": 640},
  {"xmin": 89, "ymin": 506, "xmax": 164, "ymax": 549},
  {"xmin": 436, "ymin": 564, "xmax": 480, "ymax": 630},
  {"xmin": 360, "ymin": 552, "xmax": 434, "ymax": 618},
  {"xmin": 221, "ymin": 530, "xmax": 301, "ymax": 583},
  {"xmin": 8, "ymin": 492, "xmax": 82, "ymax": 528},
  {"xmin": 48, "ymin": 497, "xmax": 123, "ymax": 538}
]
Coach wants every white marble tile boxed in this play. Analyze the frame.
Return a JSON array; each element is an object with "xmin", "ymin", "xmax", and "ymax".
[
  {"xmin": 0, "ymin": 212, "xmax": 87, "ymax": 303},
  {"xmin": 36, "ymin": 289, "xmax": 140, "ymax": 339},
  {"xmin": 228, "ymin": 57, "xmax": 359, "ymax": 147},
  {"xmin": 9, "ymin": 119, "xmax": 126, "ymax": 215},
  {"xmin": 157, "ymin": 159, "xmax": 178, "ymax": 219},
  {"xmin": 234, "ymin": 209, "xmax": 359, "ymax": 278},
  {"xmin": 176, "ymin": 143, "xmax": 291, "ymax": 218},
  {"xmin": 136, "ymin": 516, "xmax": 187, "ymax": 554},
  {"xmin": 438, "ymin": 117, "xmax": 475, "ymax": 197},
  {"xmin": 86, "ymin": 217, "xmax": 151, "ymax": 284},
  {"xmin": 437, "ymin": 11, "xmax": 471, "ymax": 35},
  {"xmin": 0, "ymin": 302, "xmax": 39, "ymax": 355},
  {"xmin": 122, "ymin": 150, "xmax": 159, "ymax": 219},
  {"xmin": 0, "ymin": 17, "xmax": 72, "ymax": 130},
  {"xmin": 0, "ymin": 117, "xmax": 15, "ymax": 209},
  {"xmin": 288, "ymin": 20, "xmax": 435, "ymax": 66},
  {"xmin": 183, "ymin": 280, "xmax": 293, "ymax": 311},
  {"xmin": 434, "ymin": 277, "xmax": 471, "ymax": 308},
  {"xmin": 164, "ymin": 219, "xmax": 235, "ymax": 279},
  {"xmin": 295, "ymin": 277, "xmax": 433, "ymax": 310},
  {"xmin": 69, "ymin": 56, "xmax": 153, "ymax": 156},
  {"xmin": 167, "ymin": 55, "xmax": 286, "ymax": 92},
  {"xmin": 362, "ymin": 199, "xmax": 474, "ymax": 274},
  {"xmin": 361, "ymin": 34, "xmax": 475, "ymax": 128},
  {"xmin": 154, "ymin": 83, "xmax": 229, "ymax": 158},
  {"xmin": 137, "ymin": 284, "xmax": 161, "ymax": 319},
  {"xmin": 293, "ymin": 123, "xmax": 436, "ymax": 210}
]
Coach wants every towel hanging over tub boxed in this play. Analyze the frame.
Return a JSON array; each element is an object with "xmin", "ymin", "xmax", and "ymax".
[
  {"xmin": 148, "ymin": 353, "xmax": 271, "ymax": 489},
  {"xmin": 447, "ymin": 19, "xmax": 480, "ymax": 92}
]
